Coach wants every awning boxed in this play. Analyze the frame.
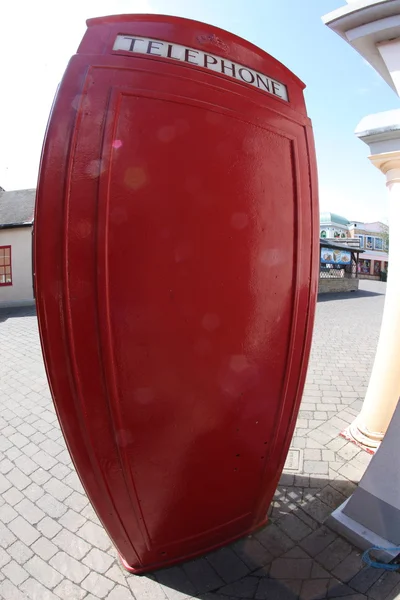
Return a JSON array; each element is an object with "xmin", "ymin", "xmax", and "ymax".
[{"xmin": 360, "ymin": 252, "xmax": 388, "ymax": 261}]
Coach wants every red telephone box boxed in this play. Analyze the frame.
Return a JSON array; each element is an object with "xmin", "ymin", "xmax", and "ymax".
[{"xmin": 34, "ymin": 14, "xmax": 318, "ymax": 573}]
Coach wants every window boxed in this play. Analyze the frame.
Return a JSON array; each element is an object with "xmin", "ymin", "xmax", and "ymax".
[
  {"xmin": 321, "ymin": 230, "xmax": 327, "ymax": 238},
  {"xmin": 358, "ymin": 235, "xmax": 364, "ymax": 248},
  {"xmin": 374, "ymin": 237, "xmax": 383, "ymax": 250},
  {"xmin": 366, "ymin": 236, "xmax": 373, "ymax": 250},
  {"xmin": 0, "ymin": 246, "xmax": 12, "ymax": 285}
]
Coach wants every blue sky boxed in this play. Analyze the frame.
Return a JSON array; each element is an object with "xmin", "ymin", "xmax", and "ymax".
[{"xmin": 1, "ymin": 0, "xmax": 398, "ymax": 222}]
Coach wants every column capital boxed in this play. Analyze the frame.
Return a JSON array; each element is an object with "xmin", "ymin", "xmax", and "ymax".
[{"xmin": 369, "ymin": 150, "xmax": 400, "ymax": 184}]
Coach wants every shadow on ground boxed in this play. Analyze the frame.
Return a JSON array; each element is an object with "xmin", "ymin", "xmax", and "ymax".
[
  {"xmin": 138, "ymin": 473, "xmax": 400, "ymax": 600},
  {"xmin": 318, "ymin": 289, "xmax": 385, "ymax": 303},
  {"xmin": 0, "ymin": 304, "xmax": 36, "ymax": 323}
]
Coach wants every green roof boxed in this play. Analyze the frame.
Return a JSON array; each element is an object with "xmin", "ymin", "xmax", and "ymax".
[{"xmin": 320, "ymin": 212, "xmax": 350, "ymax": 226}]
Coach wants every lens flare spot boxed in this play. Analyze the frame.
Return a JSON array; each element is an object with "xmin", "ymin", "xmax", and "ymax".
[{"xmin": 124, "ymin": 166, "xmax": 147, "ymax": 190}]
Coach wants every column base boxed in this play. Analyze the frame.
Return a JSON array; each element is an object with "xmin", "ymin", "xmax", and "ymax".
[
  {"xmin": 327, "ymin": 498, "xmax": 399, "ymax": 564},
  {"xmin": 348, "ymin": 420, "xmax": 383, "ymax": 450}
]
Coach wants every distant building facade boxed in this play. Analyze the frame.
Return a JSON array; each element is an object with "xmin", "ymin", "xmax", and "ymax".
[
  {"xmin": 0, "ymin": 188, "xmax": 36, "ymax": 307},
  {"xmin": 320, "ymin": 212, "xmax": 389, "ymax": 279}
]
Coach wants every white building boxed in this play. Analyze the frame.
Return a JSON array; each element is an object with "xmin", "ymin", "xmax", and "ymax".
[
  {"xmin": 0, "ymin": 189, "xmax": 35, "ymax": 308},
  {"xmin": 320, "ymin": 212, "xmax": 389, "ymax": 277}
]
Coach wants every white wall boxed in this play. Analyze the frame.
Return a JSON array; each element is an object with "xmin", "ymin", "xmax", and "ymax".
[{"xmin": 0, "ymin": 227, "xmax": 34, "ymax": 308}]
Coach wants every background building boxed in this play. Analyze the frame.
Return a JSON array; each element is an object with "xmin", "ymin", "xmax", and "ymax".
[
  {"xmin": 0, "ymin": 188, "xmax": 35, "ymax": 307},
  {"xmin": 320, "ymin": 212, "xmax": 389, "ymax": 279}
]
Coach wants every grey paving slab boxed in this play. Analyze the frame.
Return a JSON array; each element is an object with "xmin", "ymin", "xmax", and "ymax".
[{"xmin": 0, "ymin": 283, "xmax": 392, "ymax": 599}]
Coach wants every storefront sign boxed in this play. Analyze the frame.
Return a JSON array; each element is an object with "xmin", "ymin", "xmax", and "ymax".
[
  {"xmin": 113, "ymin": 35, "xmax": 288, "ymax": 101},
  {"xmin": 321, "ymin": 248, "xmax": 351, "ymax": 265}
]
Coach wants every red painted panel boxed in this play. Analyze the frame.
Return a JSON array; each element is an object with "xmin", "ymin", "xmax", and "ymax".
[{"xmin": 34, "ymin": 14, "xmax": 319, "ymax": 573}]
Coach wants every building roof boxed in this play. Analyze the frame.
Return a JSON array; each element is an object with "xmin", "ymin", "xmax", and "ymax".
[
  {"xmin": 320, "ymin": 239, "xmax": 364, "ymax": 253},
  {"xmin": 323, "ymin": 0, "xmax": 400, "ymax": 94},
  {"xmin": 320, "ymin": 212, "xmax": 350, "ymax": 226},
  {"xmin": 0, "ymin": 189, "xmax": 35, "ymax": 228}
]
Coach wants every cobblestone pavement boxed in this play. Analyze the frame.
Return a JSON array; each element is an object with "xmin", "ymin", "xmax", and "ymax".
[{"xmin": 1, "ymin": 281, "xmax": 399, "ymax": 600}]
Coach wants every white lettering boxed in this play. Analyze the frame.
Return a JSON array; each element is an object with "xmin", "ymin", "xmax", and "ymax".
[{"xmin": 113, "ymin": 35, "xmax": 288, "ymax": 102}]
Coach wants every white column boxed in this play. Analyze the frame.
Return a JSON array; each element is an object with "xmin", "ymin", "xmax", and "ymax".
[
  {"xmin": 350, "ymin": 150, "xmax": 400, "ymax": 447},
  {"xmin": 377, "ymin": 39, "xmax": 400, "ymax": 96}
]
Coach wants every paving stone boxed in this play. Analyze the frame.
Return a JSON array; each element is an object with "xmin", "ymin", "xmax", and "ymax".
[
  {"xmin": 311, "ymin": 561, "xmax": 331, "ymax": 579},
  {"xmin": 306, "ymin": 438, "xmax": 325, "ymax": 449},
  {"xmin": 367, "ymin": 571, "xmax": 400, "ymax": 600},
  {"xmin": 8, "ymin": 541, "xmax": 33, "ymax": 565},
  {"xmin": 300, "ymin": 526, "xmax": 337, "ymax": 557},
  {"xmin": 36, "ymin": 494, "xmax": 67, "ymax": 518},
  {"xmin": 304, "ymin": 449, "xmax": 322, "ymax": 461},
  {"xmin": 0, "ymin": 522, "xmax": 17, "ymax": 549},
  {"xmin": 219, "ymin": 576, "xmax": 259, "ymax": 598},
  {"xmin": 332, "ymin": 550, "xmax": 363, "ymax": 582},
  {"xmin": 0, "ymin": 458, "xmax": 14, "ymax": 474},
  {"xmin": 25, "ymin": 555, "xmax": 63, "ymax": 588},
  {"xmin": 270, "ymin": 556, "xmax": 313, "ymax": 579},
  {"xmin": 64, "ymin": 472, "xmax": 85, "ymax": 493},
  {"xmin": 349, "ymin": 566, "xmax": 386, "ymax": 594},
  {"xmin": 0, "ymin": 579, "xmax": 29, "ymax": 600},
  {"xmin": 9, "ymin": 433, "xmax": 29, "ymax": 449},
  {"xmin": 295, "ymin": 508, "xmax": 319, "ymax": 531},
  {"xmin": 20, "ymin": 576, "xmax": 59, "ymax": 600},
  {"xmin": 13, "ymin": 455, "xmax": 38, "ymax": 476},
  {"xmin": 105, "ymin": 564, "xmax": 129, "ymax": 586},
  {"xmin": 304, "ymin": 461, "xmax": 329, "ymax": 475},
  {"xmin": 308, "ymin": 430, "xmax": 333, "ymax": 446},
  {"xmin": 0, "ymin": 548, "xmax": 11, "ymax": 569},
  {"xmin": 31, "ymin": 450, "xmax": 58, "ymax": 471},
  {"xmin": 316, "ymin": 485, "xmax": 347, "ymax": 510},
  {"xmin": 301, "ymin": 497, "xmax": 333, "ymax": 524},
  {"xmin": 300, "ymin": 578, "xmax": 330, "ymax": 600},
  {"xmin": 317, "ymin": 538, "xmax": 353, "ymax": 571},
  {"xmin": 330, "ymin": 478, "xmax": 357, "ymax": 497},
  {"xmin": 49, "ymin": 463, "xmax": 71, "ymax": 481},
  {"xmin": 282, "ymin": 546, "xmax": 311, "ymax": 559},
  {"xmin": 8, "ymin": 516, "xmax": 40, "ymax": 546},
  {"xmin": 128, "ymin": 573, "xmax": 167, "ymax": 599},
  {"xmin": 80, "ymin": 502, "xmax": 99, "ymax": 522},
  {"xmin": 327, "ymin": 578, "xmax": 356, "ymax": 597},
  {"xmin": 255, "ymin": 523, "xmax": 295, "ymax": 557},
  {"xmin": 39, "ymin": 439, "xmax": 64, "ymax": 458},
  {"xmin": 206, "ymin": 546, "xmax": 249, "ymax": 584},
  {"xmin": 30, "ymin": 467, "xmax": 51, "ymax": 486},
  {"xmin": 14, "ymin": 498, "xmax": 45, "ymax": 525},
  {"xmin": 277, "ymin": 513, "xmax": 313, "ymax": 542},
  {"xmin": 0, "ymin": 504, "xmax": 18, "ymax": 524},
  {"xmin": 83, "ymin": 547, "xmax": 115, "ymax": 573},
  {"xmin": 53, "ymin": 529, "xmax": 91, "ymax": 560},
  {"xmin": 50, "ymin": 551, "xmax": 90, "ymax": 584},
  {"xmin": 338, "ymin": 463, "xmax": 364, "ymax": 483},
  {"xmin": 31, "ymin": 537, "xmax": 58, "ymax": 560},
  {"xmin": 36, "ymin": 516, "xmax": 62, "ymax": 539},
  {"xmin": 58, "ymin": 508, "xmax": 87, "ymax": 533},
  {"xmin": 329, "ymin": 594, "xmax": 366, "ymax": 600},
  {"xmin": 43, "ymin": 477, "xmax": 73, "ymax": 502},
  {"xmin": 337, "ymin": 443, "xmax": 361, "ymax": 461},
  {"xmin": 81, "ymin": 571, "xmax": 115, "ymax": 598},
  {"xmin": 183, "ymin": 557, "xmax": 224, "ymax": 593},
  {"xmin": 1, "ymin": 560, "xmax": 29, "ymax": 586},
  {"xmin": 5, "ymin": 468, "xmax": 30, "ymax": 491},
  {"xmin": 231, "ymin": 536, "xmax": 273, "ymax": 570},
  {"xmin": 64, "ymin": 491, "xmax": 88, "ymax": 512},
  {"xmin": 77, "ymin": 521, "xmax": 111, "ymax": 551},
  {"xmin": 255, "ymin": 577, "xmax": 302, "ymax": 600},
  {"xmin": 53, "ymin": 578, "xmax": 87, "ymax": 599},
  {"xmin": 24, "ymin": 482, "xmax": 45, "ymax": 502}
]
